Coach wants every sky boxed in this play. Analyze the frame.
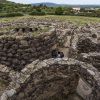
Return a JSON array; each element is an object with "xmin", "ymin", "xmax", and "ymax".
[{"xmin": 8, "ymin": 0, "xmax": 100, "ymax": 5}]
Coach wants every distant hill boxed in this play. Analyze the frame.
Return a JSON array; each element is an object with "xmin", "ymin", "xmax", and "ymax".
[
  {"xmin": 0, "ymin": 0, "xmax": 8, "ymax": 3},
  {"xmin": 32, "ymin": 2, "xmax": 100, "ymax": 8},
  {"xmin": 0, "ymin": 0, "xmax": 6, "ymax": 2},
  {"xmin": 69, "ymin": 5, "xmax": 100, "ymax": 8},
  {"xmin": 0, "ymin": 0, "xmax": 15, "ymax": 4},
  {"xmin": 32, "ymin": 2, "xmax": 59, "ymax": 7},
  {"xmin": 1, "ymin": 1, "xmax": 100, "ymax": 8}
]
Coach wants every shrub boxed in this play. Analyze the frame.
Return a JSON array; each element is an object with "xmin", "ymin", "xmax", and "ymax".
[
  {"xmin": 29, "ymin": 10, "xmax": 46, "ymax": 16},
  {"xmin": 0, "ymin": 12, "xmax": 24, "ymax": 17},
  {"xmin": 55, "ymin": 7, "xmax": 63, "ymax": 15}
]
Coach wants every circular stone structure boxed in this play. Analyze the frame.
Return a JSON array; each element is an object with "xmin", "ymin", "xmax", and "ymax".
[
  {"xmin": 1, "ymin": 58, "xmax": 99, "ymax": 100},
  {"xmin": 0, "ymin": 20, "xmax": 100, "ymax": 100}
]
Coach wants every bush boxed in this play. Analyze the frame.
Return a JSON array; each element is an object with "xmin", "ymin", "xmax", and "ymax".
[
  {"xmin": 55, "ymin": 7, "xmax": 63, "ymax": 15},
  {"xmin": 6, "ymin": 13, "xmax": 24, "ymax": 17},
  {"xmin": 29, "ymin": 10, "xmax": 46, "ymax": 16},
  {"xmin": 0, "ymin": 12, "xmax": 24, "ymax": 17},
  {"xmin": 46, "ymin": 12, "xmax": 55, "ymax": 15}
]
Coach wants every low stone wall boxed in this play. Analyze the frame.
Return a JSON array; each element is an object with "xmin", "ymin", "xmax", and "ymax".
[
  {"xmin": 0, "ymin": 22, "xmax": 100, "ymax": 100},
  {"xmin": 11, "ymin": 64, "xmax": 79, "ymax": 100},
  {"xmin": 0, "ymin": 32, "xmax": 57, "ymax": 71},
  {"xmin": 1, "ymin": 58, "xmax": 99, "ymax": 100},
  {"xmin": 77, "ymin": 38, "xmax": 100, "ymax": 53},
  {"xmin": 77, "ymin": 52, "xmax": 100, "ymax": 71},
  {"xmin": 69, "ymin": 33, "xmax": 100, "ymax": 71}
]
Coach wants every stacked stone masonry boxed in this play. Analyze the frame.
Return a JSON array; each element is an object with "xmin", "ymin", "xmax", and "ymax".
[
  {"xmin": 0, "ymin": 58, "xmax": 100, "ymax": 100},
  {"xmin": 0, "ymin": 32, "xmax": 57, "ymax": 71},
  {"xmin": 0, "ymin": 19, "xmax": 100, "ymax": 100}
]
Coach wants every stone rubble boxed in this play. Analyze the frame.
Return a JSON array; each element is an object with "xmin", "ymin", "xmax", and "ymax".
[{"xmin": 0, "ymin": 18, "xmax": 100, "ymax": 100}]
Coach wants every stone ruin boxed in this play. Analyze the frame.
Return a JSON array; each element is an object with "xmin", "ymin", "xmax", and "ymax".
[
  {"xmin": 0, "ymin": 18, "xmax": 100, "ymax": 100},
  {"xmin": 0, "ymin": 32, "xmax": 57, "ymax": 71}
]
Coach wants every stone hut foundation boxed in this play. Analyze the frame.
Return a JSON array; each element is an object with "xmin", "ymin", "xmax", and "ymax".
[
  {"xmin": 0, "ymin": 58, "xmax": 100, "ymax": 100},
  {"xmin": 0, "ymin": 22, "xmax": 100, "ymax": 100}
]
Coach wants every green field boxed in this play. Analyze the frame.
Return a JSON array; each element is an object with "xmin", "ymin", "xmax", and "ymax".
[{"xmin": 0, "ymin": 15, "xmax": 100, "ymax": 25}]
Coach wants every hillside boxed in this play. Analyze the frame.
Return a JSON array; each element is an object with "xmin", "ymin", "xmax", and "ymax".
[
  {"xmin": 0, "ymin": 1, "xmax": 100, "ymax": 18},
  {"xmin": 32, "ymin": 2, "xmax": 59, "ymax": 7},
  {"xmin": 0, "ymin": 0, "xmax": 31, "ymax": 14},
  {"xmin": 0, "ymin": 0, "xmax": 6, "ymax": 2},
  {"xmin": 1, "ymin": 1, "xmax": 100, "ymax": 8},
  {"xmin": 32, "ymin": 2, "xmax": 100, "ymax": 8},
  {"xmin": 0, "ymin": 0, "xmax": 14, "ymax": 4}
]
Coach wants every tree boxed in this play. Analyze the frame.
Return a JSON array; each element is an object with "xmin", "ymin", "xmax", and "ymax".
[
  {"xmin": 95, "ymin": 9, "xmax": 100, "ymax": 17},
  {"xmin": 36, "ymin": 8, "xmax": 41, "ymax": 12},
  {"xmin": 64, "ymin": 7, "xmax": 74, "ymax": 15},
  {"xmin": 80, "ymin": 8, "xmax": 86, "ymax": 12},
  {"xmin": 55, "ymin": 7, "xmax": 63, "ymax": 15}
]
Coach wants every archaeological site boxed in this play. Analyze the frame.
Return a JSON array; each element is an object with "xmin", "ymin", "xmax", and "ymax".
[{"xmin": 0, "ymin": 17, "xmax": 100, "ymax": 100}]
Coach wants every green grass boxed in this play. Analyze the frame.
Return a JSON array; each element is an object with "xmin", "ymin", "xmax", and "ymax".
[
  {"xmin": 0, "ymin": 15, "xmax": 100, "ymax": 25},
  {"xmin": 42, "ymin": 15, "xmax": 100, "ymax": 25},
  {"xmin": 0, "ymin": 15, "xmax": 100, "ymax": 36},
  {"xmin": 0, "ymin": 16, "xmax": 51, "ymax": 36}
]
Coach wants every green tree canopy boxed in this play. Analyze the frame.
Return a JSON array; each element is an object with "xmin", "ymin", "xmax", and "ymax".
[{"xmin": 55, "ymin": 7, "xmax": 63, "ymax": 15}]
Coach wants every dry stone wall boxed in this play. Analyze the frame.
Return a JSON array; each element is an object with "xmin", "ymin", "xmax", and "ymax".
[
  {"xmin": 0, "ymin": 32, "xmax": 57, "ymax": 71},
  {"xmin": 10, "ymin": 63, "xmax": 79, "ymax": 100},
  {"xmin": 69, "ymin": 23, "xmax": 100, "ymax": 72},
  {"xmin": 0, "ymin": 58, "xmax": 99, "ymax": 100},
  {"xmin": 0, "ymin": 20, "xmax": 100, "ymax": 100}
]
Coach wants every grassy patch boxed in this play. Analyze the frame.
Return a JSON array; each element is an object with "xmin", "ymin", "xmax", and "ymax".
[
  {"xmin": 0, "ymin": 15, "xmax": 100, "ymax": 25},
  {"xmin": 43, "ymin": 15, "xmax": 100, "ymax": 25}
]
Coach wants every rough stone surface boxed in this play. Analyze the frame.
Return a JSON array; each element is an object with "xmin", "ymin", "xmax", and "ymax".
[
  {"xmin": 0, "ymin": 20, "xmax": 100, "ymax": 100},
  {"xmin": 0, "ymin": 58, "xmax": 99, "ymax": 100},
  {"xmin": 0, "ymin": 32, "xmax": 57, "ymax": 71}
]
